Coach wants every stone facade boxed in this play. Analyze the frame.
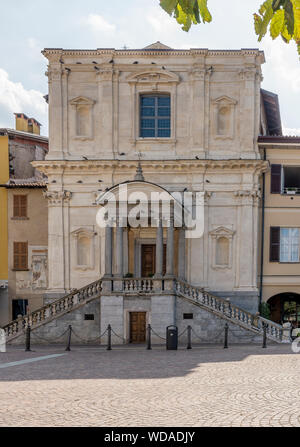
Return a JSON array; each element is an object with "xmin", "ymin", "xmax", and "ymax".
[{"xmin": 27, "ymin": 42, "xmax": 269, "ymax": 343}]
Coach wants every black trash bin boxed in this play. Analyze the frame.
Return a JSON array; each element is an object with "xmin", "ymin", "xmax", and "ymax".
[{"xmin": 166, "ymin": 325, "xmax": 178, "ymax": 350}]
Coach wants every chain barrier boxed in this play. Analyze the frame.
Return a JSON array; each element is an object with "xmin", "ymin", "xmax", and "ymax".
[
  {"xmin": 150, "ymin": 327, "xmax": 166, "ymax": 341},
  {"xmin": 110, "ymin": 327, "xmax": 126, "ymax": 343},
  {"xmin": 178, "ymin": 327, "xmax": 188, "ymax": 338},
  {"xmin": 30, "ymin": 327, "xmax": 70, "ymax": 343},
  {"xmin": 191, "ymin": 326, "xmax": 225, "ymax": 343},
  {"xmin": 70, "ymin": 327, "xmax": 108, "ymax": 343}
]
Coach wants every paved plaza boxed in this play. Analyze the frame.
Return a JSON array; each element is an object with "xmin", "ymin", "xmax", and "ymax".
[{"xmin": 0, "ymin": 343, "xmax": 300, "ymax": 427}]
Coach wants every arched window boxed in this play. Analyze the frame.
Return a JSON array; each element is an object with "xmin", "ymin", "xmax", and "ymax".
[{"xmin": 216, "ymin": 237, "xmax": 230, "ymax": 266}]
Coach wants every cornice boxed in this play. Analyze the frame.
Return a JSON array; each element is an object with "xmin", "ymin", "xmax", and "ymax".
[
  {"xmin": 42, "ymin": 48, "xmax": 264, "ymax": 60},
  {"xmin": 33, "ymin": 159, "xmax": 268, "ymax": 174}
]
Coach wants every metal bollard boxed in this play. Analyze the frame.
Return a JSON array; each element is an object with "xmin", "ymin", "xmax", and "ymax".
[
  {"xmin": 25, "ymin": 326, "xmax": 31, "ymax": 352},
  {"xmin": 107, "ymin": 324, "xmax": 112, "ymax": 351},
  {"xmin": 224, "ymin": 323, "xmax": 229, "ymax": 349},
  {"xmin": 262, "ymin": 323, "xmax": 267, "ymax": 348},
  {"xmin": 147, "ymin": 324, "xmax": 152, "ymax": 350},
  {"xmin": 187, "ymin": 325, "xmax": 192, "ymax": 350},
  {"xmin": 65, "ymin": 325, "xmax": 72, "ymax": 352}
]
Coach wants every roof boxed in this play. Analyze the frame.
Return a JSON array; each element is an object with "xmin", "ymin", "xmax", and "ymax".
[
  {"xmin": 261, "ymin": 89, "xmax": 282, "ymax": 136},
  {"xmin": 1, "ymin": 178, "xmax": 47, "ymax": 188},
  {"xmin": 0, "ymin": 128, "xmax": 48, "ymax": 144},
  {"xmin": 258, "ymin": 135, "xmax": 300, "ymax": 149}
]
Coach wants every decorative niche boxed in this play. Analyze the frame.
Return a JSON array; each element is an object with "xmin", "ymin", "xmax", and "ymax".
[
  {"xmin": 70, "ymin": 96, "xmax": 95, "ymax": 140},
  {"xmin": 209, "ymin": 226, "xmax": 235, "ymax": 270},
  {"xmin": 71, "ymin": 228, "xmax": 95, "ymax": 271},
  {"xmin": 212, "ymin": 96, "xmax": 237, "ymax": 140}
]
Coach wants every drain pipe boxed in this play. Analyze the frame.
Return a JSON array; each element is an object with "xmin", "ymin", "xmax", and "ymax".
[{"xmin": 259, "ymin": 148, "xmax": 266, "ymax": 308}]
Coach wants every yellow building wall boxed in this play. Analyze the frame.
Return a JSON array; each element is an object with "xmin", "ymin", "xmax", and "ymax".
[
  {"xmin": 262, "ymin": 147, "xmax": 300, "ymax": 302},
  {"xmin": 0, "ymin": 135, "xmax": 9, "ymax": 280}
]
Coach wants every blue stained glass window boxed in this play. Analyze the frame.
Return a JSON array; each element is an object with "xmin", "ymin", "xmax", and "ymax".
[{"xmin": 140, "ymin": 95, "xmax": 170, "ymax": 138}]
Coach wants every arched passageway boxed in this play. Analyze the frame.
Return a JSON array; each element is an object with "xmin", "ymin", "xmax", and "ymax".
[{"xmin": 268, "ymin": 293, "xmax": 300, "ymax": 328}]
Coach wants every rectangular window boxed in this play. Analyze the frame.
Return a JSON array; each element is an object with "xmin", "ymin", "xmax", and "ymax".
[
  {"xmin": 12, "ymin": 299, "xmax": 28, "ymax": 320},
  {"xmin": 280, "ymin": 228, "xmax": 299, "ymax": 262},
  {"xmin": 140, "ymin": 95, "xmax": 170, "ymax": 138},
  {"xmin": 13, "ymin": 242, "xmax": 28, "ymax": 270},
  {"xmin": 282, "ymin": 166, "xmax": 300, "ymax": 195},
  {"xmin": 13, "ymin": 195, "xmax": 27, "ymax": 218}
]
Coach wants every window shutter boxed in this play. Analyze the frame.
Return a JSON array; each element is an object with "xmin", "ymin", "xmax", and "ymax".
[
  {"xmin": 13, "ymin": 196, "xmax": 20, "ymax": 217},
  {"xmin": 270, "ymin": 164, "xmax": 281, "ymax": 194},
  {"xmin": 270, "ymin": 227, "xmax": 280, "ymax": 262},
  {"xmin": 20, "ymin": 196, "xmax": 27, "ymax": 217},
  {"xmin": 13, "ymin": 242, "xmax": 28, "ymax": 270},
  {"xmin": 13, "ymin": 195, "xmax": 27, "ymax": 217}
]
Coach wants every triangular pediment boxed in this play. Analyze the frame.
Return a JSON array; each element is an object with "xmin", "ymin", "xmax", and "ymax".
[
  {"xmin": 143, "ymin": 41, "xmax": 172, "ymax": 50},
  {"xmin": 69, "ymin": 96, "xmax": 95, "ymax": 106},
  {"xmin": 212, "ymin": 95, "xmax": 237, "ymax": 105},
  {"xmin": 127, "ymin": 70, "xmax": 179, "ymax": 84}
]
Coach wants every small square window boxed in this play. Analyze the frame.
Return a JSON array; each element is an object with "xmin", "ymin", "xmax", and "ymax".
[
  {"xmin": 183, "ymin": 313, "xmax": 193, "ymax": 320},
  {"xmin": 84, "ymin": 314, "xmax": 95, "ymax": 321}
]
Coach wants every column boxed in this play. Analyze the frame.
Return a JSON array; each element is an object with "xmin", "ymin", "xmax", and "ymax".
[
  {"xmin": 123, "ymin": 227, "xmax": 129, "ymax": 276},
  {"xmin": 155, "ymin": 218, "xmax": 163, "ymax": 278},
  {"xmin": 104, "ymin": 224, "xmax": 113, "ymax": 277},
  {"xmin": 115, "ymin": 221, "xmax": 123, "ymax": 277},
  {"xmin": 166, "ymin": 218, "xmax": 174, "ymax": 276},
  {"xmin": 178, "ymin": 227, "xmax": 186, "ymax": 280}
]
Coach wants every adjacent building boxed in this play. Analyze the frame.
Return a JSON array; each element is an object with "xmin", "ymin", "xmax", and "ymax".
[
  {"xmin": 258, "ymin": 95, "xmax": 300, "ymax": 328},
  {"xmin": 0, "ymin": 115, "xmax": 48, "ymax": 326}
]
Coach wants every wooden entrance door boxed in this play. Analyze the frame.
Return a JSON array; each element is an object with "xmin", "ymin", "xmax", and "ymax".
[
  {"xmin": 141, "ymin": 244, "xmax": 166, "ymax": 277},
  {"xmin": 130, "ymin": 312, "xmax": 146, "ymax": 343}
]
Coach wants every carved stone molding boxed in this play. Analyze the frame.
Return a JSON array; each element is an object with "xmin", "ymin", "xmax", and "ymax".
[
  {"xmin": 96, "ymin": 68, "xmax": 114, "ymax": 81},
  {"xmin": 234, "ymin": 189, "xmax": 261, "ymax": 205},
  {"xmin": 239, "ymin": 68, "xmax": 262, "ymax": 81},
  {"xmin": 190, "ymin": 65, "xmax": 212, "ymax": 81},
  {"xmin": 127, "ymin": 70, "xmax": 180, "ymax": 85},
  {"xmin": 43, "ymin": 190, "xmax": 72, "ymax": 205},
  {"xmin": 46, "ymin": 67, "xmax": 63, "ymax": 82}
]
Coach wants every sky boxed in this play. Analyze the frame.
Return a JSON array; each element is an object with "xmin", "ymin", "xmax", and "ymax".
[{"xmin": 0, "ymin": 0, "xmax": 299, "ymax": 136}]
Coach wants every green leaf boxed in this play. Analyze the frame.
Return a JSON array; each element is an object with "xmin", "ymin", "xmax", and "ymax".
[
  {"xmin": 284, "ymin": 0, "xmax": 295, "ymax": 36},
  {"xmin": 198, "ymin": 0, "xmax": 212, "ymax": 23},
  {"xmin": 159, "ymin": 0, "xmax": 178, "ymax": 15},
  {"xmin": 254, "ymin": 0, "xmax": 274, "ymax": 41},
  {"xmin": 175, "ymin": 3, "xmax": 192, "ymax": 31},
  {"xmin": 270, "ymin": 8, "xmax": 285, "ymax": 38},
  {"xmin": 281, "ymin": 23, "xmax": 292, "ymax": 41},
  {"xmin": 178, "ymin": 0, "xmax": 196, "ymax": 14},
  {"xmin": 272, "ymin": 0, "xmax": 285, "ymax": 11},
  {"xmin": 291, "ymin": 0, "xmax": 300, "ymax": 40}
]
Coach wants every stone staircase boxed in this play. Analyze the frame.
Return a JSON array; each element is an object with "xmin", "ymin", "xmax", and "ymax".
[
  {"xmin": 3, "ymin": 279, "xmax": 102, "ymax": 342},
  {"xmin": 2, "ymin": 277, "xmax": 283, "ymax": 343}
]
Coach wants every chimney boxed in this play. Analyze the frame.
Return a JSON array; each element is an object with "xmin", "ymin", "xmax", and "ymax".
[{"xmin": 14, "ymin": 113, "xmax": 41, "ymax": 135}]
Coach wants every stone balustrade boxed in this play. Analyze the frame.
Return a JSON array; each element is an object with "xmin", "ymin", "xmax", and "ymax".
[
  {"xmin": 3, "ymin": 279, "xmax": 102, "ymax": 341},
  {"xmin": 3, "ymin": 276, "xmax": 283, "ymax": 343}
]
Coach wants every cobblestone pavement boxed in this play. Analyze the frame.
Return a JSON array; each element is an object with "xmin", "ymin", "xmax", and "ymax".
[{"xmin": 1, "ymin": 343, "xmax": 300, "ymax": 427}]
